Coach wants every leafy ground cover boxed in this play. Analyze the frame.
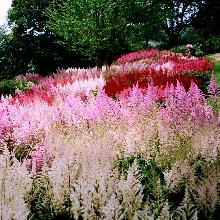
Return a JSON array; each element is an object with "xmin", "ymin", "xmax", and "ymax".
[
  {"xmin": 0, "ymin": 78, "xmax": 38, "ymax": 97},
  {"xmin": 0, "ymin": 49, "xmax": 219, "ymax": 219}
]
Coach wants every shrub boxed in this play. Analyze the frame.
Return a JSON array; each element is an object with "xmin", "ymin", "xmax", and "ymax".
[
  {"xmin": 0, "ymin": 79, "xmax": 36, "ymax": 96},
  {"xmin": 202, "ymin": 35, "xmax": 220, "ymax": 54}
]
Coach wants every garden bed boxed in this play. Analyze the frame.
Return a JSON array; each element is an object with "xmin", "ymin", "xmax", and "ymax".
[{"xmin": 0, "ymin": 49, "xmax": 219, "ymax": 220}]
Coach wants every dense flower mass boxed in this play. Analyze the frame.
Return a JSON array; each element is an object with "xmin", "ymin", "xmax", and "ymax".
[
  {"xmin": 104, "ymin": 49, "xmax": 213, "ymax": 97},
  {"xmin": 0, "ymin": 49, "xmax": 219, "ymax": 219}
]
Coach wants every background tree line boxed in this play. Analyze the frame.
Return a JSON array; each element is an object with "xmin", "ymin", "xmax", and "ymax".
[{"xmin": 0, "ymin": 0, "xmax": 220, "ymax": 79}]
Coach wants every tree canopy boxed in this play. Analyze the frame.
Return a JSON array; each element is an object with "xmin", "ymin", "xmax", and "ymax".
[
  {"xmin": 2, "ymin": 0, "xmax": 92, "ymax": 77},
  {"xmin": 1, "ymin": 0, "xmax": 220, "ymax": 78}
]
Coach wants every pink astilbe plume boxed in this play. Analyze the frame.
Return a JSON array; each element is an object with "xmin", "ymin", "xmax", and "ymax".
[
  {"xmin": 160, "ymin": 81, "xmax": 214, "ymax": 131},
  {"xmin": 208, "ymin": 72, "xmax": 219, "ymax": 97},
  {"xmin": 29, "ymin": 143, "xmax": 51, "ymax": 172}
]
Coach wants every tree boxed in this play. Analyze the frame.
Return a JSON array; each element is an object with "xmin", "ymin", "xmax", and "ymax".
[
  {"xmin": 161, "ymin": 0, "xmax": 203, "ymax": 46},
  {"xmin": 0, "ymin": 26, "xmax": 16, "ymax": 79},
  {"xmin": 47, "ymin": 0, "xmax": 133, "ymax": 67},
  {"xmin": 6, "ymin": 0, "xmax": 89, "ymax": 76},
  {"xmin": 125, "ymin": 0, "xmax": 164, "ymax": 49},
  {"xmin": 192, "ymin": 0, "xmax": 220, "ymax": 37},
  {"xmin": 191, "ymin": 0, "xmax": 220, "ymax": 53},
  {"xmin": 47, "ymin": 0, "xmax": 165, "ymax": 67}
]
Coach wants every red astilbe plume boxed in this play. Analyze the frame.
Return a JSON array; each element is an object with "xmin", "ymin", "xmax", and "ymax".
[
  {"xmin": 116, "ymin": 49, "xmax": 160, "ymax": 64},
  {"xmin": 103, "ymin": 67, "xmax": 204, "ymax": 98}
]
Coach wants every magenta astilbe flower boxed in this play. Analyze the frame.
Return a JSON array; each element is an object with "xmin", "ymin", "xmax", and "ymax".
[
  {"xmin": 29, "ymin": 143, "xmax": 51, "ymax": 172},
  {"xmin": 161, "ymin": 81, "xmax": 214, "ymax": 129},
  {"xmin": 208, "ymin": 73, "xmax": 219, "ymax": 97},
  {"xmin": 82, "ymin": 91, "xmax": 121, "ymax": 123}
]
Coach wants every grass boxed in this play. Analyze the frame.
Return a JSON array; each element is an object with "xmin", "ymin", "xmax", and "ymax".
[
  {"xmin": 205, "ymin": 54, "xmax": 220, "ymax": 85},
  {"xmin": 214, "ymin": 60, "xmax": 220, "ymax": 85}
]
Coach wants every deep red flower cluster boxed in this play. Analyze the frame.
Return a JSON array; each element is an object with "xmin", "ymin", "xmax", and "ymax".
[
  {"xmin": 116, "ymin": 49, "xmax": 160, "ymax": 64},
  {"xmin": 104, "ymin": 49, "xmax": 213, "ymax": 97}
]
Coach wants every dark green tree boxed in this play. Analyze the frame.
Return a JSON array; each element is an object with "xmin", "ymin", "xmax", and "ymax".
[
  {"xmin": 46, "ymin": 0, "xmax": 164, "ymax": 67},
  {"xmin": 6, "ymin": 0, "xmax": 90, "ymax": 76},
  {"xmin": 191, "ymin": 0, "xmax": 220, "ymax": 53},
  {"xmin": 0, "ymin": 26, "xmax": 16, "ymax": 79},
  {"xmin": 125, "ymin": 0, "xmax": 164, "ymax": 49},
  {"xmin": 47, "ymin": 0, "xmax": 131, "ymax": 67},
  {"xmin": 192, "ymin": 0, "xmax": 220, "ymax": 37},
  {"xmin": 161, "ymin": 0, "xmax": 203, "ymax": 47}
]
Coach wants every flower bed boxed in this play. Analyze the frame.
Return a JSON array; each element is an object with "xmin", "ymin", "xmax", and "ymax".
[
  {"xmin": 0, "ymin": 50, "xmax": 219, "ymax": 219},
  {"xmin": 104, "ymin": 49, "xmax": 213, "ymax": 98}
]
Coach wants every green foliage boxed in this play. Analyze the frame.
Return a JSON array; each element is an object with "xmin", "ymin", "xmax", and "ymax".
[
  {"xmin": 175, "ymin": 188, "xmax": 198, "ymax": 220},
  {"xmin": 0, "ymin": 78, "xmax": 35, "ymax": 96},
  {"xmin": 47, "ymin": 0, "xmax": 128, "ymax": 67},
  {"xmin": 206, "ymin": 56, "xmax": 220, "ymax": 85},
  {"xmin": 203, "ymin": 36, "xmax": 220, "ymax": 54},
  {"xmin": 194, "ymin": 45, "xmax": 204, "ymax": 57},
  {"xmin": 214, "ymin": 60, "xmax": 220, "ymax": 85},
  {"xmin": 161, "ymin": 0, "xmax": 203, "ymax": 47},
  {"xmin": 124, "ymin": 0, "xmax": 164, "ymax": 50},
  {"xmin": 191, "ymin": 1, "xmax": 220, "ymax": 54},
  {"xmin": 4, "ymin": 0, "xmax": 90, "ymax": 77},
  {"xmin": 171, "ymin": 44, "xmax": 204, "ymax": 57},
  {"xmin": 170, "ymin": 45, "xmax": 187, "ymax": 54},
  {"xmin": 28, "ymin": 174, "xmax": 54, "ymax": 220},
  {"xmin": 192, "ymin": 0, "xmax": 220, "ymax": 39},
  {"xmin": 208, "ymin": 96, "xmax": 220, "ymax": 113},
  {"xmin": 46, "ymin": 0, "xmax": 163, "ymax": 67},
  {"xmin": 116, "ymin": 155, "xmax": 166, "ymax": 213},
  {"xmin": 197, "ymin": 71, "xmax": 212, "ymax": 95}
]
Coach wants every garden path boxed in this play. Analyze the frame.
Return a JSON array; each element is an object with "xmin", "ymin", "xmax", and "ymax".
[{"xmin": 209, "ymin": 53, "xmax": 220, "ymax": 61}]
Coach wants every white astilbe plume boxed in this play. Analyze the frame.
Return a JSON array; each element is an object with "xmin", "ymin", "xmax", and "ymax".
[
  {"xmin": 0, "ymin": 151, "xmax": 32, "ymax": 220},
  {"xmin": 70, "ymin": 165, "xmax": 119, "ymax": 219},
  {"xmin": 193, "ymin": 175, "xmax": 218, "ymax": 215},
  {"xmin": 176, "ymin": 187, "xmax": 198, "ymax": 220},
  {"xmin": 157, "ymin": 201, "xmax": 171, "ymax": 220},
  {"xmin": 133, "ymin": 202, "xmax": 154, "ymax": 220},
  {"xmin": 117, "ymin": 162, "xmax": 143, "ymax": 219},
  {"xmin": 191, "ymin": 125, "xmax": 220, "ymax": 161},
  {"xmin": 101, "ymin": 194, "xmax": 124, "ymax": 220},
  {"xmin": 47, "ymin": 144, "xmax": 146, "ymax": 220},
  {"xmin": 48, "ymin": 151, "xmax": 80, "ymax": 214},
  {"xmin": 163, "ymin": 160, "xmax": 195, "ymax": 189}
]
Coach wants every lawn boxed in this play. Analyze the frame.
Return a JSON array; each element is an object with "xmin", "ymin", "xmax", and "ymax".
[
  {"xmin": 214, "ymin": 60, "xmax": 220, "ymax": 84},
  {"xmin": 206, "ymin": 53, "xmax": 220, "ymax": 85}
]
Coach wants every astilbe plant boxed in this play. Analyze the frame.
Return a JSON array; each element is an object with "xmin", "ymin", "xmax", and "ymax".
[
  {"xmin": 0, "ymin": 150, "xmax": 32, "ymax": 220},
  {"xmin": 116, "ymin": 49, "xmax": 160, "ymax": 64},
  {"xmin": 208, "ymin": 73, "xmax": 219, "ymax": 97},
  {"xmin": 104, "ymin": 49, "xmax": 213, "ymax": 98},
  {"xmin": 0, "ymin": 51, "xmax": 219, "ymax": 219},
  {"xmin": 207, "ymin": 73, "xmax": 220, "ymax": 125}
]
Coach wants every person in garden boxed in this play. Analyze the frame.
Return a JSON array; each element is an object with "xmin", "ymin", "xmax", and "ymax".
[{"xmin": 186, "ymin": 44, "xmax": 196, "ymax": 56}]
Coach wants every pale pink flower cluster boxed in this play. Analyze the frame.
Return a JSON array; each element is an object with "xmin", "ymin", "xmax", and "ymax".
[{"xmin": 0, "ymin": 151, "xmax": 32, "ymax": 219}]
